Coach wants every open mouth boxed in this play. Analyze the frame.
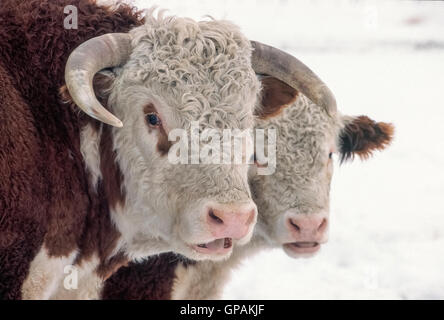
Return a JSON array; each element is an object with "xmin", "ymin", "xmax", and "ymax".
[
  {"xmin": 284, "ymin": 242, "xmax": 320, "ymax": 255},
  {"xmin": 192, "ymin": 238, "xmax": 233, "ymax": 255}
]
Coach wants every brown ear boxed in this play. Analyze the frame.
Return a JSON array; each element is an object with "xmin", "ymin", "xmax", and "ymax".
[
  {"xmin": 255, "ymin": 76, "xmax": 299, "ymax": 119},
  {"xmin": 339, "ymin": 115, "xmax": 394, "ymax": 163}
]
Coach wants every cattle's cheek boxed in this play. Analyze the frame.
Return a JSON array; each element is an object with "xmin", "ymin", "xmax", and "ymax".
[
  {"xmin": 326, "ymin": 159, "xmax": 334, "ymax": 183},
  {"xmin": 325, "ymin": 167, "xmax": 333, "ymax": 199},
  {"xmin": 327, "ymin": 148, "xmax": 335, "ymax": 181}
]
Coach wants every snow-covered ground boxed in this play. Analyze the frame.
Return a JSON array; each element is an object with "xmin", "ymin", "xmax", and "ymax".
[{"xmin": 134, "ymin": 0, "xmax": 444, "ymax": 299}]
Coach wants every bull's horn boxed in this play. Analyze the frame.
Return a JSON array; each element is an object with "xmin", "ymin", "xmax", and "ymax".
[
  {"xmin": 251, "ymin": 41, "xmax": 337, "ymax": 115},
  {"xmin": 65, "ymin": 33, "xmax": 133, "ymax": 127}
]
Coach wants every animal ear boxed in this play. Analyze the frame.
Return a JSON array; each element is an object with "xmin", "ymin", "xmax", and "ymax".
[
  {"xmin": 59, "ymin": 70, "xmax": 116, "ymax": 111},
  {"xmin": 255, "ymin": 76, "xmax": 299, "ymax": 119},
  {"xmin": 339, "ymin": 115, "xmax": 394, "ymax": 163}
]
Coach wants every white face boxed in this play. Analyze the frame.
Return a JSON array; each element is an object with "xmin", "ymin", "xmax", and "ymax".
[
  {"xmin": 277, "ymin": 140, "xmax": 334, "ymax": 258},
  {"xmin": 250, "ymin": 95, "xmax": 341, "ymax": 258},
  {"xmin": 104, "ymin": 37, "xmax": 261, "ymax": 261},
  {"xmin": 82, "ymin": 14, "xmax": 270, "ymax": 261},
  {"xmin": 251, "ymin": 92, "xmax": 394, "ymax": 259}
]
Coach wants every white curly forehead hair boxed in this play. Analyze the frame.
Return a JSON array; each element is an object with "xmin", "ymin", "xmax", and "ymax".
[{"xmin": 124, "ymin": 10, "xmax": 260, "ymax": 131}]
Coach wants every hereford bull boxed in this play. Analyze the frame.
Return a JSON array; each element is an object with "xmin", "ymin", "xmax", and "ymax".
[
  {"xmin": 0, "ymin": 0, "xmax": 333, "ymax": 299},
  {"xmin": 101, "ymin": 78, "xmax": 394, "ymax": 300}
]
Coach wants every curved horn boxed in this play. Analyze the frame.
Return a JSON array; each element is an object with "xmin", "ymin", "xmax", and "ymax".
[
  {"xmin": 251, "ymin": 41, "xmax": 337, "ymax": 115},
  {"xmin": 65, "ymin": 33, "xmax": 132, "ymax": 127}
]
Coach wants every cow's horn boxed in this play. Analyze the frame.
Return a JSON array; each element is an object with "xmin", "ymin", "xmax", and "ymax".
[
  {"xmin": 251, "ymin": 41, "xmax": 337, "ymax": 115},
  {"xmin": 65, "ymin": 33, "xmax": 132, "ymax": 127}
]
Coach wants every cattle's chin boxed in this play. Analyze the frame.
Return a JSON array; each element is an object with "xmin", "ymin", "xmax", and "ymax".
[
  {"xmin": 177, "ymin": 232, "xmax": 258, "ymax": 261},
  {"xmin": 282, "ymin": 242, "xmax": 322, "ymax": 259},
  {"xmin": 176, "ymin": 238, "xmax": 233, "ymax": 261},
  {"xmin": 180, "ymin": 228, "xmax": 254, "ymax": 261},
  {"xmin": 189, "ymin": 237, "xmax": 234, "ymax": 261}
]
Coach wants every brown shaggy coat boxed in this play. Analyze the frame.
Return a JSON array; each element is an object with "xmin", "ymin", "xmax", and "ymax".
[{"xmin": 0, "ymin": 0, "xmax": 145, "ymax": 300}]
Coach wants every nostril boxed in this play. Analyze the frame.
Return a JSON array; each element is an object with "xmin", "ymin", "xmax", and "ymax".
[
  {"xmin": 289, "ymin": 219, "xmax": 301, "ymax": 232},
  {"xmin": 317, "ymin": 218, "xmax": 327, "ymax": 232},
  {"xmin": 208, "ymin": 209, "xmax": 224, "ymax": 224}
]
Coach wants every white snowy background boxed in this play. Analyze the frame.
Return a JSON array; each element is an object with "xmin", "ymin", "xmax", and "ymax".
[{"xmin": 133, "ymin": 0, "xmax": 444, "ymax": 299}]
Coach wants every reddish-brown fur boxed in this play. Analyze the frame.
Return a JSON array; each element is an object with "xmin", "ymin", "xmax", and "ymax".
[
  {"xmin": 339, "ymin": 116, "xmax": 394, "ymax": 163},
  {"xmin": 0, "ymin": 0, "xmax": 144, "ymax": 299},
  {"xmin": 61, "ymin": 72, "xmax": 127, "ymax": 270},
  {"xmin": 256, "ymin": 76, "xmax": 299, "ymax": 119},
  {"xmin": 102, "ymin": 253, "xmax": 194, "ymax": 300},
  {"xmin": 143, "ymin": 104, "xmax": 173, "ymax": 156}
]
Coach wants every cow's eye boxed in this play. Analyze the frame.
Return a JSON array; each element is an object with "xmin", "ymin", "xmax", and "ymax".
[
  {"xmin": 146, "ymin": 113, "xmax": 161, "ymax": 127},
  {"xmin": 329, "ymin": 152, "xmax": 333, "ymax": 159}
]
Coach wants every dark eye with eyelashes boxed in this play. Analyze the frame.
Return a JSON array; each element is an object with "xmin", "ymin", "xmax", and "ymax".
[
  {"xmin": 329, "ymin": 152, "xmax": 333, "ymax": 159},
  {"xmin": 146, "ymin": 113, "xmax": 162, "ymax": 127}
]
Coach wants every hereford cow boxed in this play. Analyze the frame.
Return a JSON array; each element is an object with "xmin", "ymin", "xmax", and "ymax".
[
  {"xmin": 0, "ymin": 0, "xmax": 332, "ymax": 299},
  {"xmin": 101, "ymin": 79, "xmax": 394, "ymax": 300}
]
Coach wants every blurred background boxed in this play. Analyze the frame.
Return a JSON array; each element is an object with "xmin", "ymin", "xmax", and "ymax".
[{"xmin": 133, "ymin": 0, "xmax": 444, "ymax": 299}]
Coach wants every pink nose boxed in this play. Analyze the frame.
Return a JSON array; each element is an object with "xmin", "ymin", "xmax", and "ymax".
[
  {"xmin": 287, "ymin": 215, "xmax": 328, "ymax": 240},
  {"xmin": 206, "ymin": 205, "xmax": 256, "ymax": 240}
]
